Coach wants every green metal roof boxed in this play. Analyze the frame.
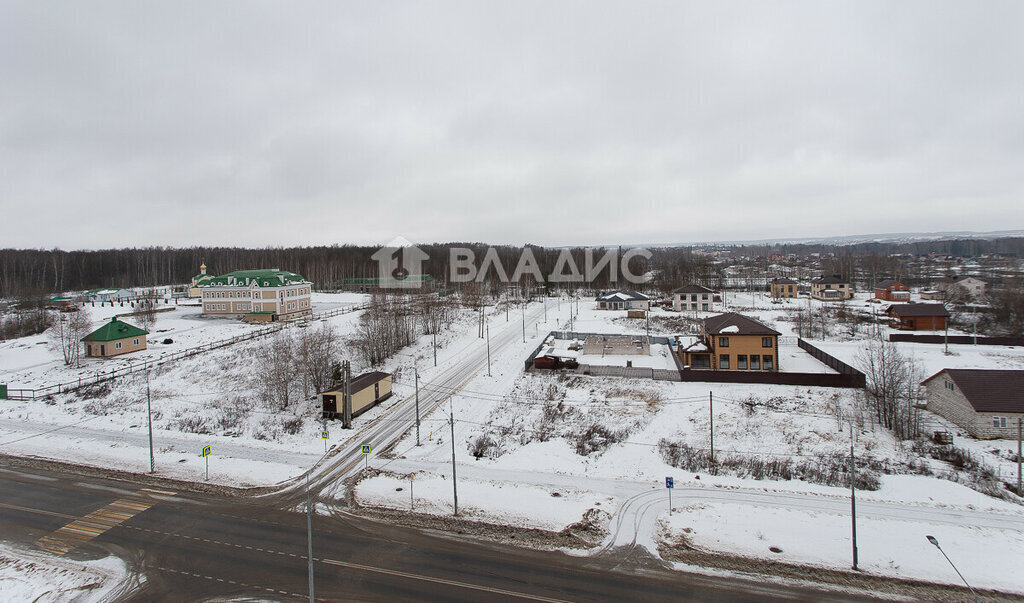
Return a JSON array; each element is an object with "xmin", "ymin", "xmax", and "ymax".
[
  {"xmin": 81, "ymin": 318, "xmax": 149, "ymax": 342},
  {"xmin": 202, "ymin": 269, "xmax": 308, "ymax": 288}
]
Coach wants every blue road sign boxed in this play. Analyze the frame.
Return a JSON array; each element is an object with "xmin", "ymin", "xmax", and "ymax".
[
  {"xmin": 320, "ymin": 430, "xmax": 329, "ymax": 440},
  {"xmin": 665, "ymin": 476, "xmax": 674, "ymax": 489},
  {"xmin": 361, "ymin": 444, "xmax": 372, "ymax": 455},
  {"xmin": 202, "ymin": 445, "xmax": 211, "ymax": 457}
]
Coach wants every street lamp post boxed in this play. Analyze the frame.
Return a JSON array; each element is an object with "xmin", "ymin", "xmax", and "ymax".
[{"xmin": 926, "ymin": 535, "xmax": 978, "ymax": 601}]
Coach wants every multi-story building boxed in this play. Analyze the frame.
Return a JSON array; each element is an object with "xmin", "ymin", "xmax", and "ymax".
[
  {"xmin": 200, "ymin": 268, "xmax": 313, "ymax": 321},
  {"xmin": 672, "ymin": 284, "xmax": 719, "ymax": 312},
  {"xmin": 873, "ymin": 280, "xmax": 910, "ymax": 302},
  {"xmin": 810, "ymin": 275, "xmax": 853, "ymax": 301},
  {"xmin": 769, "ymin": 277, "xmax": 799, "ymax": 299},
  {"xmin": 678, "ymin": 312, "xmax": 779, "ymax": 371}
]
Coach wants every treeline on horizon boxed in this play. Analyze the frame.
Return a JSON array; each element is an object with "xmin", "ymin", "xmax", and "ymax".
[{"xmin": 1, "ymin": 237, "xmax": 1022, "ymax": 300}]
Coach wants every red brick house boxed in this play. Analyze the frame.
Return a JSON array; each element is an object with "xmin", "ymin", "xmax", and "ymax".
[
  {"xmin": 886, "ymin": 303, "xmax": 949, "ymax": 331},
  {"xmin": 873, "ymin": 280, "xmax": 910, "ymax": 302}
]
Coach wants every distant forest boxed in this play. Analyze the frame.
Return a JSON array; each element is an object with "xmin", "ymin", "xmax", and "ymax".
[{"xmin": 1, "ymin": 237, "xmax": 1022, "ymax": 300}]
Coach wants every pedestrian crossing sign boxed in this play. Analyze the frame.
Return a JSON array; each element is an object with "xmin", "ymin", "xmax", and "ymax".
[
  {"xmin": 202, "ymin": 445, "xmax": 211, "ymax": 457},
  {"xmin": 361, "ymin": 444, "xmax": 371, "ymax": 455},
  {"xmin": 321, "ymin": 430, "xmax": 329, "ymax": 440}
]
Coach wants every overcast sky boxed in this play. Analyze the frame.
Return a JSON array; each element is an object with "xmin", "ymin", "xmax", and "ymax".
[{"xmin": 1, "ymin": 2, "xmax": 1022, "ymax": 250}]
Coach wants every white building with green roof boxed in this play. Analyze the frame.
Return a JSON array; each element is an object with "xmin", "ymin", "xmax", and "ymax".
[{"xmin": 199, "ymin": 268, "xmax": 312, "ymax": 321}]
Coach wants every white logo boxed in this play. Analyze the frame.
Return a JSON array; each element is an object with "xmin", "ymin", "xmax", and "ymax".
[{"xmin": 370, "ymin": 236, "xmax": 430, "ymax": 289}]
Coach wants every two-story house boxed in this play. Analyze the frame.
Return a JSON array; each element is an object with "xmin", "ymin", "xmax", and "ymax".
[
  {"xmin": 873, "ymin": 280, "xmax": 910, "ymax": 302},
  {"xmin": 679, "ymin": 312, "xmax": 780, "ymax": 371},
  {"xmin": 769, "ymin": 278, "xmax": 799, "ymax": 299},
  {"xmin": 671, "ymin": 284, "xmax": 719, "ymax": 312},
  {"xmin": 810, "ymin": 275, "xmax": 853, "ymax": 301}
]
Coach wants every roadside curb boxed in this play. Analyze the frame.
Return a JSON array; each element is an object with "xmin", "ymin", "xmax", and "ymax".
[{"xmin": 0, "ymin": 452, "xmax": 278, "ymax": 498}]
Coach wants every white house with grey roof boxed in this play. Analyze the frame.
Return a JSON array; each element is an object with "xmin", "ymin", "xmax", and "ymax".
[{"xmin": 595, "ymin": 290, "xmax": 650, "ymax": 311}]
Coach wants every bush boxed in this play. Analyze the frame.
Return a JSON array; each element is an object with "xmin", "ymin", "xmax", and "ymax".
[
  {"xmin": 575, "ymin": 424, "xmax": 625, "ymax": 456},
  {"xmin": 282, "ymin": 416, "xmax": 303, "ymax": 435},
  {"xmin": 470, "ymin": 435, "xmax": 499, "ymax": 459},
  {"xmin": 171, "ymin": 414, "xmax": 214, "ymax": 434}
]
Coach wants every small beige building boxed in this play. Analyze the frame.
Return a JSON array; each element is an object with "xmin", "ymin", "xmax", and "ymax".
[
  {"xmin": 922, "ymin": 369, "xmax": 1024, "ymax": 439},
  {"xmin": 321, "ymin": 372, "xmax": 393, "ymax": 420},
  {"xmin": 82, "ymin": 317, "xmax": 148, "ymax": 358}
]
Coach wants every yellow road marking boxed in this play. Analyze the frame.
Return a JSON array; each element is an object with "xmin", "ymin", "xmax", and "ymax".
[{"xmin": 36, "ymin": 489, "xmax": 172, "ymax": 556}]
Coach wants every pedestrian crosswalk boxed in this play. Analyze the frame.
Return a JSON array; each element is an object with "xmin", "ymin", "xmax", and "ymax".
[{"xmin": 37, "ymin": 487, "xmax": 175, "ymax": 555}]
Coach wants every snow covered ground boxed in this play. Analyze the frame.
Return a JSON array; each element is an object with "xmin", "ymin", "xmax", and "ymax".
[
  {"xmin": 3, "ymin": 291, "xmax": 1024, "ymax": 594},
  {"xmin": 0, "ymin": 541, "xmax": 135, "ymax": 602}
]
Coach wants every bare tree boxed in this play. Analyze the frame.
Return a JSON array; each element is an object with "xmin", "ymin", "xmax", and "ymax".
[
  {"xmin": 856, "ymin": 335, "xmax": 921, "ymax": 439},
  {"xmin": 984, "ymin": 283, "xmax": 1024, "ymax": 337},
  {"xmin": 296, "ymin": 322, "xmax": 340, "ymax": 398},
  {"xmin": 253, "ymin": 331, "xmax": 299, "ymax": 411},
  {"xmin": 48, "ymin": 308, "xmax": 92, "ymax": 366},
  {"xmin": 135, "ymin": 290, "xmax": 158, "ymax": 332}
]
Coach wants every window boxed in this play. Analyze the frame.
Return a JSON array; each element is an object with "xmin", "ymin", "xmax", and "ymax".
[
  {"xmin": 115, "ymin": 342, "xmax": 122, "ymax": 349},
  {"xmin": 763, "ymin": 355, "xmax": 773, "ymax": 371},
  {"xmin": 701, "ymin": 303, "xmax": 708, "ymax": 311},
  {"xmin": 993, "ymin": 417, "xmax": 1007, "ymax": 428},
  {"xmin": 133, "ymin": 338, "xmax": 139, "ymax": 345},
  {"xmin": 750, "ymin": 355, "xmax": 760, "ymax": 370},
  {"xmin": 737, "ymin": 355, "xmax": 747, "ymax": 370},
  {"xmin": 762, "ymin": 337, "xmax": 773, "ymax": 348},
  {"xmin": 719, "ymin": 354, "xmax": 730, "ymax": 369},
  {"xmin": 945, "ymin": 380, "xmax": 955, "ymax": 391},
  {"xmin": 719, "ymin": 337, "xmax": 729, "ymax": 347},
  {"xmin": 691, "ymin": 355, "xmax": 710, "ymax": 368}
]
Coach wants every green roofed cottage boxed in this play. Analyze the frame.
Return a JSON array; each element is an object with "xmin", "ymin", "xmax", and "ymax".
[{"xmin": 82, "ymin": 317, "xmax": 149, "ymax": 358}]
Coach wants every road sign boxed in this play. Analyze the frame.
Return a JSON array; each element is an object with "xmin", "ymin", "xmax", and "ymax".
[
  {"xmin": 320, "ymin": 430, "xmax": 329, "ymax": 440},
  {"xmin": 361, "ymin": 444, "xmax": 371, "ymax": 455},
  {"xmin": 665, "ymin": 476, "xmax": 674, "ymax": 489},
  {"xmin": 202, "ymin": 445, "xmax": 211, "ymax": 457}
]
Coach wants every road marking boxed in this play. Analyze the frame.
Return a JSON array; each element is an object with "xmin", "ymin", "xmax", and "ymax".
[
  {"xmin": 321, "ymin": 558, "xmax": 571, "ymax": 602},
  {"xmin": 36, "ymin": 488, "xmax": 175, "ymax": 556}
]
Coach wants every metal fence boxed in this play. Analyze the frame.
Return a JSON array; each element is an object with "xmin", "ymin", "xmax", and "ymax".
[
  {"xmin": 2, "ymin": 304, "xmax": 368, "ymax": 401},
  {"xmin": 797, "ymin": 339, "xmax": 866, "ymax": 387}
]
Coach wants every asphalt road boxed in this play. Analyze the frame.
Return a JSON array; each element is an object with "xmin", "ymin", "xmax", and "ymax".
[{"xmin": 0, "ymin": 463, "xmax": 874, "ymax": 601}]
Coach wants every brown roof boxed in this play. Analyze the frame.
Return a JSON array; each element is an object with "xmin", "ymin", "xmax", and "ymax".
[
  {"xmin": 322, "ymin": 371, "xmax": 390, "ymax": 395},
  {"xmin": 702, "ymin": 312, "xmax": 780, "ymax": 336},
  {"xmin": 923, "ymin": 369, "xmax": 1024, "ymax": 414},
  {"xmin": 886, "ymin": 303, "xmax": 949, "ymax": 318},
  {"xmin": 812, "ymin": 274, "xmax": 847, "ymax": 284},
  {"xmin": 672, "ymin": 284, "xmax": 715, "ymax": 294},
  {"xmin": 770, "ymin": 278, "xmax": 797, "ymax": 285},
  {"xmin": 874, "ymin": 280, "xmax": 903, "ymax": 289}
]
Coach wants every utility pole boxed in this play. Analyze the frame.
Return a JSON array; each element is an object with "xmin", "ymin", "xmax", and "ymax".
[
  {"xmin": 147, "ymin": 368, "xmax": 154, "ymax": 472},
  {"xmin": 709, "ymin": 391, "xmax": 714, "ymax": 466},
  {"xmin": 415, "ymin": 368, "xmax": 421, "ymax": 446},
  {"xmin": 433, "ymin": 331, "xmax": 437, "ymax": 367},
  {"xmin": 850, "ymin": 423, "xmax": 859, "ymax": 571},
  {"xmin": 522, "ymin": 306, "xmax": 526, "ymax": 343},
  {"xmin": 342, "ymin": 361, "xmax": 352, "ymax": 429},
  {"xmin": 449, "ymin": 398, "xmax": 458, "ymax": 516},
  {"xmin": 307, "ymin": 471, "xmax": 315, "ymax": 603},
  {"xmin": 1018, "ymin": 418, "xmax": 1022, "ymax": 496},
  {"xmin": 486, "ymin": 324, "xmax": 492, "ymax": 377}
]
